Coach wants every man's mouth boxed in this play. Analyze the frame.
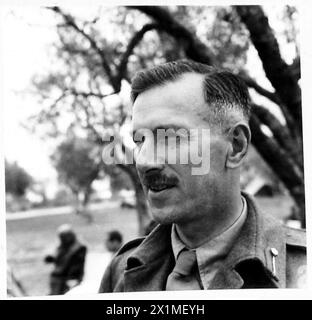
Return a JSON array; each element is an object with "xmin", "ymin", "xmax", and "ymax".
[
  {"xmin": 148, "ymin": 183, "xmax": 175, "ymax": 193},
  {"xmin": 142, "ymin": 171, "xmax": 178, "ymax": 193}
]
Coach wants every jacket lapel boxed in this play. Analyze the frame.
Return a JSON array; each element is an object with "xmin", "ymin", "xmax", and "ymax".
[
  {"xmin": 124, "ymin": 256, "xmax": 173, "ymax": 291},
  {"xmin": 123, "ymin": 224, "xmax": 174, "ymax": 292},
  {"xmin": 209, "ymin": 193, "xmax": 286, "ymax": 289}
]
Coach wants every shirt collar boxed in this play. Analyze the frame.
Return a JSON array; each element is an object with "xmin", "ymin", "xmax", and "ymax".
[{"xmin": 171, "ymin": 196, "xmax": 248, "ymax": 262}]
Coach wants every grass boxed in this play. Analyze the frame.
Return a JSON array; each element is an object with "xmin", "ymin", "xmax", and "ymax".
[{"xmin": 6, "ymin": 195, "xmax": 294, "ymax": 297}]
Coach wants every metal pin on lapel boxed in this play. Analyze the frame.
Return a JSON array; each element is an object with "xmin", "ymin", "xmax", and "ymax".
[{"xmin": 270, "ymin": 248, "xmax": 278, "ymax": 277}]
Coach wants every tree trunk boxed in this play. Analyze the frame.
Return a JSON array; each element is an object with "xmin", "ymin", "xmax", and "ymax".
[
  {"xmin": 72, "ymin": 189, "xmax": 93, "ymax": 224},
  {"xmin": 134, "ymin": 181, "xmax": 151, "ymax": 236},
  {"xmin": 235, "ymin": 6, "xmax": 302, "ymax": 129},
  {"xmin": 117, "ymin": 164, "xmax": 151, "ymax": 236},
  {"xmin": 250, "ymin": 114, "xmax": 305, "ymax": 227}
]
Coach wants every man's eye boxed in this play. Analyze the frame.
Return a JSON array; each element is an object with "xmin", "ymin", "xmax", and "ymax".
[
  {"xmin": 163, "ymin": 135, "xmax": 182, "ymax": 143},
  {"xmin": 133, "ymin": 135, "xmax": 145, "ymax": 145}
]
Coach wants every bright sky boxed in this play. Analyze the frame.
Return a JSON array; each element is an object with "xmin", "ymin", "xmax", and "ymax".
[
  {"xmin": 1, "ymin": 7, "xmax": 60, "ymax": 196},
  {"xmin": 0, "ymin": 5, "xmax": 298, "ymax": 197}
]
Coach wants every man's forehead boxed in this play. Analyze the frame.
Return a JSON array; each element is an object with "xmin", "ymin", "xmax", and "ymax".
[
  {"xmin": 134, "ymin": 72, "xmax": 205, "ymax": 103},
  {"xmin": 132, "ymin": 72, "xmax": 207, "ymax": 129}
]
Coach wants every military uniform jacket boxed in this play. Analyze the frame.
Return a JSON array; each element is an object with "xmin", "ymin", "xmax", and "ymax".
[{"xmin": 99, "ymin": 194, "xmax": 306, "ymax": 292}]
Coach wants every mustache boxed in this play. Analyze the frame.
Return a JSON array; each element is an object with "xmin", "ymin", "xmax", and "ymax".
[{"xmin": 142, "ymin": 170, "xmax": 179, "ymax": 188}]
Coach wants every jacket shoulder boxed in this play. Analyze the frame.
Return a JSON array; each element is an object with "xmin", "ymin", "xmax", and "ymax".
[
  {"xmin": 284, "ymin": 226, "xmax": 307, "ymax": 288},
  {"xmin": 284, "ymin": 226, "xmax": 306, "ymax": 249},
  {"xmin": 99, "ymin": 237, "xmax": 145, "ymax": 293}
]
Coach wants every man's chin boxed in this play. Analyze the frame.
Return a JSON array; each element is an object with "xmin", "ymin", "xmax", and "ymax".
[{"xmin": 149, "ymin": 205, "xmax": 182, "ymax": 225}]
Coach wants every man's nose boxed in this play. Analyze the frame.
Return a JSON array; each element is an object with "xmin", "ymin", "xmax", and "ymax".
[{"xmin": 135, "ymin": 139, "xmax": 165, "ymax": 174}]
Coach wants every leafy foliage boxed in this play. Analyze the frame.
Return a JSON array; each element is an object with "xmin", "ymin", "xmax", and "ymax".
[
  {"xmin": 5, "ymin": 161, "xmax": 33, "ymax": 197},
  {"xmin": 51, "ymin": 135, "xmax": 102, "ymax": 196}
]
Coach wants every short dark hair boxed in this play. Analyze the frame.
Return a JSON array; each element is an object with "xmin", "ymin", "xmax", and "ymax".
[
  {"xmin": 107, "ymin": 230, "xmax": 123, "ymax": 242},
  {"xmin": 131, "ymin": 60, "xmax": 250, "ymax": 126}
]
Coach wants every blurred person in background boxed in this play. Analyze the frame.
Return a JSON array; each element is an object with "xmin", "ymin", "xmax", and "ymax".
[
  {"xmin": 66, "ymin": 230, "xmax": 124, "ymax": 295},
  {"xmin": 44, "ymin": 224, "xmax": 87, "ymax": 295},
  {"xmin": 105, "ymin": 230, "xmax": 123, "ymax": 254}
]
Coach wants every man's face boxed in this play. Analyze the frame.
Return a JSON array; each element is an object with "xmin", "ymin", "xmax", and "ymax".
[{"xmin": 132, "ymin": 73, "xmax": 228, "ymax": 226}]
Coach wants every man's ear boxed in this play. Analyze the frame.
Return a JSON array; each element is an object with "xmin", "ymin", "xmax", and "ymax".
[{"xmin": 225, "ymin": 122, "xmax": 251, "ymax": 169}]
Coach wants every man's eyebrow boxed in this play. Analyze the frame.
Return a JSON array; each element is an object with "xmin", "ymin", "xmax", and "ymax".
[
  {"xmin": 154, "ymin": 125, "xmax": 188, "ymax": 132},
  {"xmin": 132, "ymin": 125, "xmax": 188, "ymax": 136}
]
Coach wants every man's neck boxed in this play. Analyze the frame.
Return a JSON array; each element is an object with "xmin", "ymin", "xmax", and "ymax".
[{"xmin": 175, "ymin": 192, "xmax": 244, "ymax": 249}]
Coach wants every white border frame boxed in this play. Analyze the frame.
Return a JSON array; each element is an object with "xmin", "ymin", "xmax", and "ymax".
[{"xmin": 0, "ymin": 0, "xmax": 311, "ymax": 300}]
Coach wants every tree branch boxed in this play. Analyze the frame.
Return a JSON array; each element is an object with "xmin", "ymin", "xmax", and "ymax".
[
  {"xmin": 290, "ymin": 56, "xmax": 300, "ymax": 81},
  {"xmin": 240, "ymin": 73, "xmax": 298, "ymax": 136},
  {"xmin": 50, "ymin": 92, "xmax": 69, "ymax": 109},
  {"xmin": 67, "ymin": 88, "xmax": 118, "ymax": 99},
  {"xmin": 48, "ymin": 6, "xmax": 119, "ymax": 91},
  {"xmin": 81, "ymin": 101, "xmax": 105, "ymax": 145},
  {"xmin": 235, "ymin": 6, "xmax": 302, "ymax": 129},
  {"xmin": 239, "ymin": 73, "xmax": 281, "ymax": 105},
  {"xmin": 249, "ymin": 113, "xmax": 305, "ymax": 225},
  {"xmin": 251, "ymin": 103, "xmax": 302, "ymax": 168},
  {"xmin": 128, "ymin": 6, "xmax": 215, "ymax": 65},
  {"xmin": 116, "ymin": 23, "xmax": 161, "ymax": 83}
]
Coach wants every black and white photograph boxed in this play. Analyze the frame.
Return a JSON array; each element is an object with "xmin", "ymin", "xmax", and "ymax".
[{"xmin": 1, "ymin": 1, "xmax": 310, "ymax": 300}]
